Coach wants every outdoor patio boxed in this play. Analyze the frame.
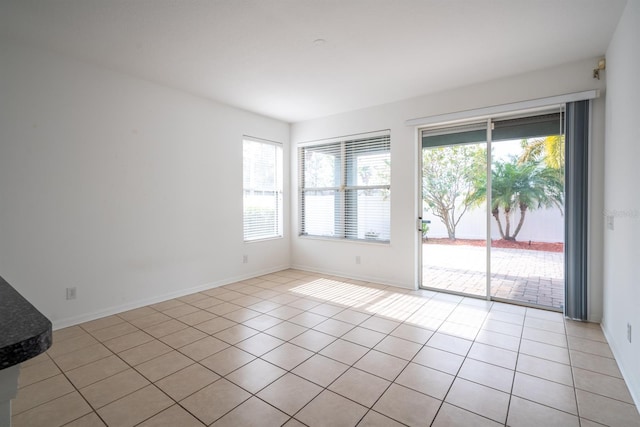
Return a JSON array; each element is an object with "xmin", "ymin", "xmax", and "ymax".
[{"xmin": 422, "ymin": 243, "xmax": 564, "ymax": 310}]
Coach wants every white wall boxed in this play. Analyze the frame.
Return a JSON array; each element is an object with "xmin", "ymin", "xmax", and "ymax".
[
  {"xmin": 602, "ymin": 0, "xmax": 640, "ymax": 406},
  {"xmin": 0, "ymin": 41, "xmax": 290, "ymax": 328},
  {"xmin": 424, "ymin": 206, "xmax": 564, "ymax": 243},
  {"xmin": 291, "ymin": 58, "xmax": 606, "ymax": 314}
]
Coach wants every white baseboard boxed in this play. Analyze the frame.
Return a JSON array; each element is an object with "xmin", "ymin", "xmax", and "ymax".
[
  {"xmin": 52, "ymin": 264, "xmax": 291, "ymax": 330},
  {"xmin": 600, "ymin": 321, "xmax": 640, "ymax": 410},
  {"xmin": 290, "ymin": 263, "xmax": 414, "ymax": 291}
]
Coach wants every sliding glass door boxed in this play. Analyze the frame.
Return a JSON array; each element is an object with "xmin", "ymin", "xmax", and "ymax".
[
  {"xmin": 420, "ymin": 109, "xmax": 565, "ymax": 311},
  {"xmin": 421, "ymin": 122, "xmax": 488, "ymax": 298}
]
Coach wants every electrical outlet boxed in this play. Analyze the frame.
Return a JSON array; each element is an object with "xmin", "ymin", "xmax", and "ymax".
[
  {"xmin": 355, "ymin": 256, "xmax": 361, "ymax": 264},
  {"xmin": 607, "ymin": 215, "xmax": 614, "ymax": 230},
  {"xmin": 242, "ymin": 254, "xmax": 249, "ymax": 264},
  {"xmin": 627, "ymin": 323, "xmax": 632, "ymax": 343},
  {"xmin": 66, "ymin": 287, "xmax": 77, "ymax": 300}
]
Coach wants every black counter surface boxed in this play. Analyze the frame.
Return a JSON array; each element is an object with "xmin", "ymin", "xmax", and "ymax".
[{"xmin": 0, "ymin": 275, "xmax": 52, "ymax": 370}]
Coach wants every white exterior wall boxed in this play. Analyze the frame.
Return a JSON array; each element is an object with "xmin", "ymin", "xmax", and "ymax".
[
  {"xmin": 0, "ymin": 41, "xmax": 290, "ymax": 328},
  {"xmin": 424, "ymin": 206, "xmax": 564, "ymax": 243}
]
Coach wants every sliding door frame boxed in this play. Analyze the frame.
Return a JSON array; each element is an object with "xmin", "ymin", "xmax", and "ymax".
[
  {"xmin": 418, "ymin": 107, "xmax": 569, "ymax": 311},
  {"xmin": 485, "ymin": 119, "xmax": 493, "ymax": 301},
  {"xmin": 415, "ymin": 91, "xmax": 599, "ymax": 314}
]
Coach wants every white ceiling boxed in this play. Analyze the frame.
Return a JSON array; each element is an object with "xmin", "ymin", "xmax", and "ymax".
[{"xmin": 0, "ymin": 0, "xmax": 627, "ymax": 123}]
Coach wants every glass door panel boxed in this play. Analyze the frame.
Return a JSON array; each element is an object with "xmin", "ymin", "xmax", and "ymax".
[
  {"xmin": 489, "ymin": 113, "xmax": 565, "ymax": 310},
  {"xmin": 421, "ymin": 123, "xmax": 488, "ymax": 298}
]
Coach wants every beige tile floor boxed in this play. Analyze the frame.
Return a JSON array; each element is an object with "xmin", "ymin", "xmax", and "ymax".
[{"xmin": 11, "ymin": 269, "xmax": 640, "ymax": 427}]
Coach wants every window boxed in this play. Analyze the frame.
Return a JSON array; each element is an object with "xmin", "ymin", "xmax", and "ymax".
[
  {"xmin": 243, "ymin": 137, "xmax": 283, "ymax": 241},
  {"xmin": 299, "ymin": 130, "xmax": 391, "ymax": 242}
]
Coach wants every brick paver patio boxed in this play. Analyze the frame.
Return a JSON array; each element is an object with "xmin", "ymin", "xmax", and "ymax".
[{"xmin": 422, "ymin": 243, "xmax": 564, "ymax": 310}]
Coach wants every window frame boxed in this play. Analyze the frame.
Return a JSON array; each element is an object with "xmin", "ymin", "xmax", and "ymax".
[
  {"xmin": 242, "ymin": 136, "xmax": 284, "ymax": 242},
  {"xmin": 298, "ymin": 130, "xmax": 391, "ymax": 243}
]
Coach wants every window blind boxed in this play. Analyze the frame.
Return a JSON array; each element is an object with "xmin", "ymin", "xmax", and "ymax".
[
  {"xmin": 299, "ymin": 131, "xmax": 391, "ymax": 242},
  {"xmin": 243, "ymin": 137, "xmax": 283, "ymax": 241},
  {"xmin": 564, "ymin": 101, "xmax": 589, "ymax": 320}
]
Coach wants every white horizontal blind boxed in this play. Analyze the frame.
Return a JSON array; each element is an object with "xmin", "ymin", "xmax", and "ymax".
[
  {"xmin": 299, "ymin": 131, "xmax": 390, "ymax": 242},
  {"xmin": 243, "ymin": 137, "xmax": 283, "ymax": 241}
]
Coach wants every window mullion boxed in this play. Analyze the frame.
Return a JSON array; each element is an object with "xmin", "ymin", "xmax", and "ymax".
[{"xmin": 340, "ymin": 141, "xmax": 347, "ymax": 238}]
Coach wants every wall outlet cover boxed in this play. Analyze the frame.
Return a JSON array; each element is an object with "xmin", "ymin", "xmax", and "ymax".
[
  {"xmin": 66, "ymin": 287, "xmax": 77, "ymax": 300},
  {"xmin": 607, "ymin": 215, "xmax": 614, "ymax": 230}
]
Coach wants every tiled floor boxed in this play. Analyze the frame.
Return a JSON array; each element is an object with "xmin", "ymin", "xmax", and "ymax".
[
  {"xmin": 423, "ymin": 244, "xmax": 564, "ymax": 309},
  {"xmin": 12, "ymin": 269, "xmax": 640, "ymax": 427}
]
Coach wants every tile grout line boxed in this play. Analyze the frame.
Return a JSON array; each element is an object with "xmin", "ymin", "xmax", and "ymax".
[{"xmin": 503, "ymin": 306, "xmax": 529, "ymax": 427}]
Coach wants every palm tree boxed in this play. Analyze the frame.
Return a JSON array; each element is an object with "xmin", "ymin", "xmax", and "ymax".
[
  {"xmin": 467, "ymin": 157, "xmax": 564, "ymax": 241},
  {"xmin": 519, "ymin": 135, "xmax": 564, "ymax": 170}
]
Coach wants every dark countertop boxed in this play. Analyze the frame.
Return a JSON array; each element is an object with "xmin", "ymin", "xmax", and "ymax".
[{"xmin": 0, "ymin": 275, "xmax": 52, "ymax": 370}]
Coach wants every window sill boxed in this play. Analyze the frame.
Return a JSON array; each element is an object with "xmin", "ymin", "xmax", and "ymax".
[
  {"xmin": 298, "ymin": 235, "xmax": 390, "ymax": 245},
  {"xmin": 244, "ymin": 236, "xmax": 284, "ymax": 244}
]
